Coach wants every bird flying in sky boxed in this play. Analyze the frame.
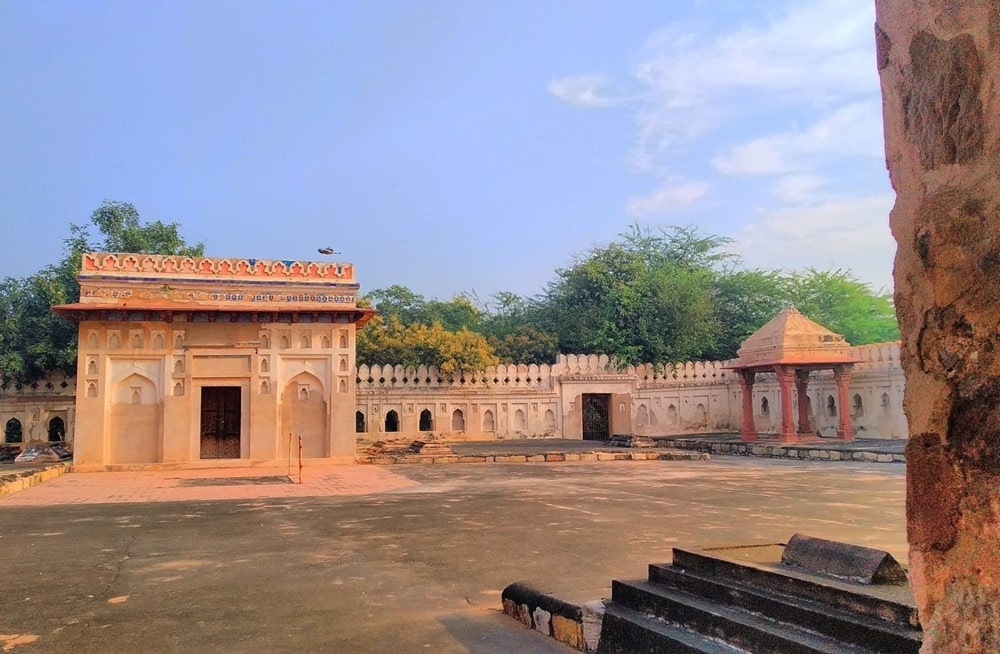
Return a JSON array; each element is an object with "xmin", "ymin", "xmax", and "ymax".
[{"xmin": 317, "ymin": 247, "xmax": 340, "ymax": 255}]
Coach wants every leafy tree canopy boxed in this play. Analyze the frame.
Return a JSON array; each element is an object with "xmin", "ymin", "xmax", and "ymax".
[
  {"xmin": 356, "ymin": 315, "xmax": 497, "ymax": 374},
  {"xmin": 0, "ymin": 200, "xmax": 203, "ymax": 386},
  {"xmin": 537, "ymin": 225, "xmax": 734, "ymax": 366}
]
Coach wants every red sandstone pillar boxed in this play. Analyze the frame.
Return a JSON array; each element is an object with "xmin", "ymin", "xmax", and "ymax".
[
  {"xmin": 833, "ymin": 366, "xmax": 854, "ymax": 441},
  {"xmin": 795, "ymin": 369, "xmax": 812, "ymax": 438},
  {"xmin": 776, "ymin": 366, "xmax": 797, "ymax": 443},
  {"xmin": 737, "ymin": 369, "xmax": 757, "ymax": 442}
]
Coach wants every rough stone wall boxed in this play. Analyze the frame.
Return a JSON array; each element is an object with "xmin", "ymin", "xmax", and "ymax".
[{"xmin": 875, "ymin": 2, "xmax": 1000, "ymax": 650}]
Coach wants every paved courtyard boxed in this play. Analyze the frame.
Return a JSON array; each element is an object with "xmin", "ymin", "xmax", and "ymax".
[{"xmin": 0, "ymin": 458, "xmax": 906, "ymax": 653}]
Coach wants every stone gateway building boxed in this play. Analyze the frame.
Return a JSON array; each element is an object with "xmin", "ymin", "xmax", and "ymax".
[{"xmin": 52, "ymin": 253, "xmax": 373, "ymax": 470}]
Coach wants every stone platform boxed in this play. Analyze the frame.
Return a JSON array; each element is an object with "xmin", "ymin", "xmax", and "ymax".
[{"xmin": 657, "ymin": 434, "xmax": 906, "ymax": 463}]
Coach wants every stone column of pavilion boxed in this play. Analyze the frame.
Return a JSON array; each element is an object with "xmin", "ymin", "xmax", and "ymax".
[
  {"xmin": 876, "ymin": 2, "xmax": 1000, "ymax": 649},
  {"xmin": 727, "ymin": 307, "xmax": 862, "ymax": 443}
]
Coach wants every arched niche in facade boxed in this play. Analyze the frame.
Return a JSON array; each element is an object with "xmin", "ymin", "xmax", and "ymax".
[
  {"xmin": 384, "ymin": 410, "xmax": 399, "ymax": 433},
  {"xmin": 419, "ymin": 409, "xmax": 433, "ymax": 431},
  {"xmin": 451, "ymin": 409, "xmax": 465, "ymax": 431},
  {"xmin": 48, "ymin": 416, "xmax": 65, "ymax": 442},
  {"xmin": 4, "ymin": 418, "xmax": 23, "ymax": 443}
]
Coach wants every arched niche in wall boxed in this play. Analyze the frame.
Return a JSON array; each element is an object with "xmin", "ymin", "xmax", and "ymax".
[
  {"xmin": 419, "ymin": 409, "xmax": 433, "ymax": 431},
  {"xmin": 544, "ymin": 409, "xmax": 555, "ymax": 429},
  {"xmin": 852, "ymin": 394, "xmax": 864, "ymax": 418},
  {"xmin": 87, "ymin": 332, "xmax": 99, "ymax": 349},
  {"xmin": 694, "ymin": 403, "xmax": 707, "ymax": 428},
  {"xmin": 513, "ymin": 409, "xmax": 526, "ymax": 431},
  {"xmin": 4, "ymin": 418, "xmax": 23, "ymax": 443},
  {"xmin": 637, "ymin": 404, "xmax": 649, "ymax": 427},
  {"xmin": 321, "ymin": 335, "xmax": 331, "ymax": 349},
  {"xmin": 482, "ymin": 409, "xmax": 495, "ymax": 432},
  {"xmin": 451, "ymin": 409, "xmax": 465, "ymax": 431},
  {"xmin": 87, "ymin": 358, "xmax": 98, "ymax": 375},
  {"xmin": 827, "ymin": 395, "xmax": 837, "ymax": 417},
  {"xmin": 113, "ymin": 373, "xmax": 156, "ymax": 405},
  {"xmin": 152, "ymin": 333, "xmax": 165, "ymax": 350},
  {"xmin": 48, "ymin": 417, "xmax": 65, "ymax": 442},
  {"xmin": 356, "ymin": 411, "xmax": 366, "ymax": 433},
  {"xmin": 384, "ymin": 410, "xmax": 400, "ymax": 432}
]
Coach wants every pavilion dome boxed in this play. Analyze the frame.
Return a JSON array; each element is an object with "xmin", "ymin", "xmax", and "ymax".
[{"xmin": 734, "ymin": 307, "xmax": 856, "ymax": 368}]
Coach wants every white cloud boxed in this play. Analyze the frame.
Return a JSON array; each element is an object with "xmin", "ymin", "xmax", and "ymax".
[
  {"xmin": 626, "ymin": 180, "xmax": 710, "ymax": 216},
  {"xmin": 546, "ymin": 74, "xmax": 621, "ymax": 108},
  {"xmin": 733, "ymin": 192, "xmax": 897, "ymax": 290},
  {"xmin": 771, "ymin": 175, "xmax": 827, "ymax": 203},
  {"xmin": 711, "ymin": 101, "xmax": 885, "ymax": 176},
  {"xmin": 629, "ymin": 0, "xmax": 878, "ymax": 171}
]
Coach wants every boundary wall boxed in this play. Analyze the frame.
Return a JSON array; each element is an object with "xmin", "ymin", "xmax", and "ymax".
[
  {"xmin": 0, "ymin": 343, "xmax": 906, "ymax": 447},
  {"xmin": 354, "ymin": 342, "xmax": 907, "ymax": 442}
]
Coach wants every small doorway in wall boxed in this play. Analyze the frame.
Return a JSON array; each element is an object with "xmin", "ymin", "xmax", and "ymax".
[
  {"xmin": 582, "ymin": 394, "xmax": 611, "ymax": 441},
  {"xmin": 200, "ymin": 386, "xmax": 242, "ymax": 458}
]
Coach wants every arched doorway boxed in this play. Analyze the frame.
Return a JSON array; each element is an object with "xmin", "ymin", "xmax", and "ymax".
[
  {"xmin": 451, "ymin": 409, "xmax": 465, "ymax": 431},
  {"xmin": 48, "ymin": 416, "xmax": 65, "ymax": 442},
  {"xmin": 384, "ymin": 410, "xmax": 399, "ymax": 432},
  {"xmin": 4, "ymin": 418, "xmax": 22, "ymax": 443},
  {"xmin": 419, "ymin": 409, "xmax": 433, "ymax": 431}
]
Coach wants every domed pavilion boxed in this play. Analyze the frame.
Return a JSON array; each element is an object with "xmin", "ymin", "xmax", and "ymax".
[{"xmin": 729, "ymin": 307, "xmax": 862, "ymax": 443}]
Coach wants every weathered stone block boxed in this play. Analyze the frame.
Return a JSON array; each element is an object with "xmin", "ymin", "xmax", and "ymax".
[
  {"xmin": 508, "ymin": 455, "xmax": 527, "ymax": 463},
  {"xmin": 582, "ymin": 600, "xmax": 606, "ymax": 652},
  {"xmin": 544, "ymin": 454, "xmax": 564, "ymax": 462},
  {"xmin": 551, "ymin": 614, "xmax": 583, "ymax": 649},
  {"xmin": 532, "ymin": 606, "xmax": 552, "ymax": 634}
]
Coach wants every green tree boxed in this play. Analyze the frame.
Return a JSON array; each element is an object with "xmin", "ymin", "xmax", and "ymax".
[
  {"xmin": 0, "ymin": 200, "xmax": 203, "ymax": 386},
  {"xmin": 356, "ymin": 315, "xmax": 497, "ymax": 373},
  {"xmin": 478, "ymin": 291, "xmax": 559, "ymax": 364},
  {"xmin": 781, "ymin": 269, "xmax": 899, "ymax": 346},
  {"xmin": 538, "ymin": 224, "xmax": 734, "ymax": 366},
  {"xmin": 708, "ymin": 268, "xmax": 789, "ymax": 360}
]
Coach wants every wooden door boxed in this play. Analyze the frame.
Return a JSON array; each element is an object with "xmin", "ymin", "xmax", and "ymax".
[
  {"xmin": 582, "ymin": 393, "xmax": 611, "ymax": 441},
  {"xmin": 201, "ymin": 387, "xmax": 242, "ymax": 458}
]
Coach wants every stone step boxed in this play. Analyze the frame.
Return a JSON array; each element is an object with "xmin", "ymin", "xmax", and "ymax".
[
  {"xmin": 649, "ymin": 565, "xmax": 921, "ymax": 653},
  {"xmin": 597, "ymin": 602, "xmax": 748, "ymax": 654},
  {"xmin": 609, "ymin": 579, "xmax": 875, "ymax": 654},
  {"xmin": 669, "ymin": 548, "xmax": 918, "ymax": 628}
]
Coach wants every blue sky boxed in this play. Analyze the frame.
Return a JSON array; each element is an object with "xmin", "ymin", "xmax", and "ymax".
[{"xmin": 1, "ymin": 0, "xmax": 894, "ymax": 303}]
